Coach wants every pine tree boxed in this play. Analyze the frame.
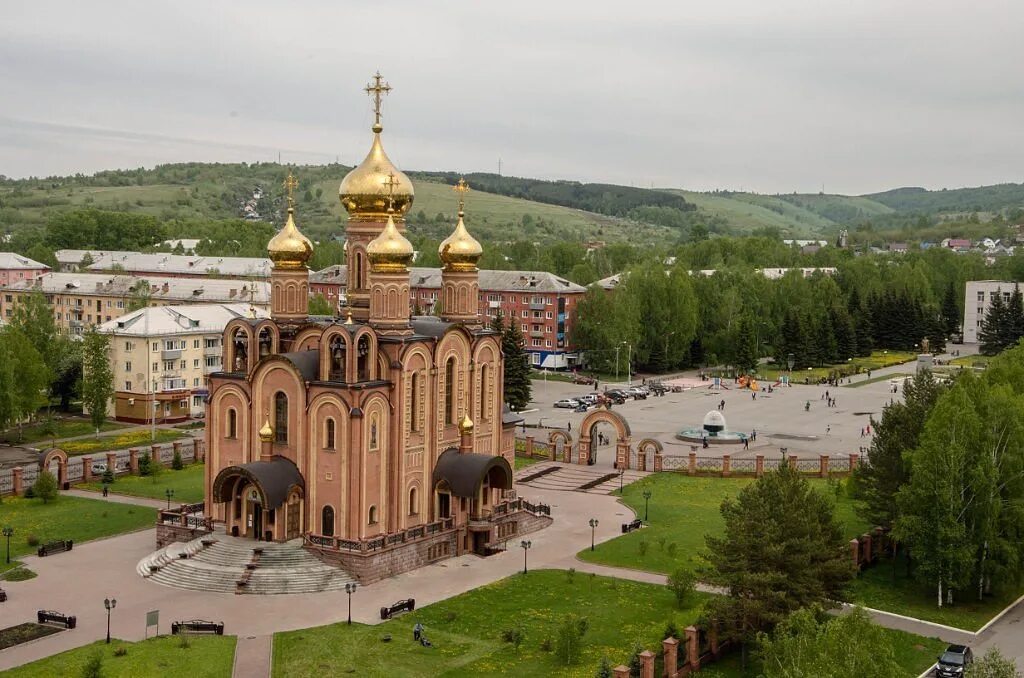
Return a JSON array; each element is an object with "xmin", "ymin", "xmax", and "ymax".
[
  {"xmin": 502, "ymin": 320, "xmax": 532, "ymax": 411},
  {"xmin": 733, "ymin": 316, "xmax": 757, "ymax": 374},
  {"xmin": 1007, "ymin": 286, "xmax": 1024, "ymax": 348},
  {"xmin": 980, "ymin": 288, "xmax": 1008, "ymax": 356},
  {"xmin": 830, "ymin": 306, "xmax": 857, "ymax": 360},
  {"xmin": 941, "ymin": 281, "xmax": 961, "ymax": 335}
]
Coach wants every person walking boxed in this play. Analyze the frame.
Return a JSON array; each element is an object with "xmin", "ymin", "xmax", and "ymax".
[
  {"xmin": 414, "ymin": 622, "xmax": 424, "ymax": 641},
  {"xmin": 743, "ymin": 437, "xmax": 749, "ymax": 450},
  {"xmin": 826, "ymin": 425, "xmax": 831, "ymax": 436}
]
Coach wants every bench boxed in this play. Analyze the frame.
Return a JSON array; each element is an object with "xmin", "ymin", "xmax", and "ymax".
[
  {"xmin": 38, "ymin": 610, "xmax": 76, "ymax": 628},
  {"xmin": 621, "ymin": 519, "xmax": 643, "ymax": 534},
  {"xmin": 37, "ymin": 540, "xmax": 73, "ymax": 557},
  {"xmin": 379, "ymin": 598, "xmax": 416, "ymax": 620},
  {"xmin": 0, "ymin": 588, "xmax": 6, "ymax": 602},
  {"xmin": 171, "ymin": 620, "xmax": 224, "ymax": 635}
]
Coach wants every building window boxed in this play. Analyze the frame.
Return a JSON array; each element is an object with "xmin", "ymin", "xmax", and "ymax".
[
  {"xmin": 193, "ymin": 359, "xmax": 200, "ymax": 368},
  {"xmin": 521, "ymin": 324, "xmax": 528, "ymax": 332},
  {"xmin": 409, "ymin": 487, "xmax": 418, "ymax": 515},
  {"xmin": 532, "ymin": 338, "xmax": 541, "ymax": 347},
  {"xmin": 322, "ymin": 506, "xmax": 335, "ymax": 537},
  {"xmin": 479, "ymin": 364, "xmax": 488, "ymax": 421},
  {"xmin": 444, "ymin": 357, "xmax": 456, "ymax": 425},
  {"xmin": 325, "ymin": 418, "xmax": 336, "ymax": 449},
  {"xmin": 125, "ymin": 381, "xmax": 132, "ymax": 390},
  {"xmin": 124, "ymin": 361, "xmax": 132, "ymax": 371},
  {"xmin": 521, "ymin": 310, "xmax": 527, "ymax": 318},
  {"xmin": 192, "ymin": 395, "xmax": 203, "ymax": 407},
  {"xmin": 180, "ymin": 360, "xmax": 186, "ymax": 369},
  {"xmin": 410, "ymin": 371, "xmax": 420, "ymax": 432},
  {"xmin": 152, "ymin": 342, "xmax": 158, "ymax": 352},
  {"xmin": 546, "ymin": 311, "xmax": 553, "ymax": 319},
  {"xmin": 227, "ymin": 409, "xmax": 237, "ymax": 439},
  {"xmin": 977, "ymin": 291, "xmax": 985, "ymax": 302},
  {"xmin": 368, "ymin": 505, "xmax": 378, "ymax": 525},
  {"xmin": 274, "ymin": 392, "xmax": 288, "ymax": 444},
  {"xmin": 193, "ymin": 339, "xmax": 200, "ymax": 349},
  {"xmin": 193, "ymin": 378, "xmax": 200, "ymax": 387},
  {"xmin": 369, "ymin": 415, "xmax": 379, "ymax": 450},
  {"xmin": 124, "ymin": 341, "xmax": 134, "ymax": 351}
]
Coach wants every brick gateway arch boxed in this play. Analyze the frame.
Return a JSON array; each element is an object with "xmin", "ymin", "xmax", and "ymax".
[
  {"xmin": 39, "ymin": 448, "xmax": 69, "ymax": 489},
  {"xmin": 547, "ymin": 430, "xmax": 573, "ymax": 463},
  {"xmin": 577, "ymin": 409, "xmax": 632, "ymax": 469}
]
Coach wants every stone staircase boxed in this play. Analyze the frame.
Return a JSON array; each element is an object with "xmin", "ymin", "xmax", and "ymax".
[{"xmin": 138, "ymin": 535, "xmax": 357, "ymax": 595}]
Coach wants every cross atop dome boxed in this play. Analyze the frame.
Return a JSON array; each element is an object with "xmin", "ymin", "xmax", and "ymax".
[
  {"xmin": 453, "ymin": 177, "xmax": 470, "ymax": 214},
  {"xmin": 283, "ymin": 170, "xmax": 299, "ymax": 210},
  {"xmin": 382, "ymin": 171, "xmax": 398, "ymax": 210},
  {"xmin": 364, "ymin": 71, "xmax": 392, "ymax": 131}
]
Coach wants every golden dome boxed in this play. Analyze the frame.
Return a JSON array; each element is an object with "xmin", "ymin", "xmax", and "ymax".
[
  {"xmin": 339, "ymin": 131, "xmax": 414, "ymax": 221},
  {"xmin": 439, "ymin": 211, "xmax": 482, "ymax": 272},
  {"xmin": 267, "ymin": 208, "xmax": 313, "ymax": 269},
  {"xmin": 367, "ymin": 209, "xmax": 414, "ymax": 273},
  {"xmin": 458, "ymin": 413, "xmax": 474, "ymax": 435},
  {"xmin": 259, "ymin": 419, "xmax": 274, "ymax": 443}
]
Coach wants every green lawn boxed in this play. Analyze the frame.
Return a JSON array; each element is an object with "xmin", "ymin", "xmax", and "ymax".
[
  {"xmin": 514, "ymin": 456, "xmax": 543, "ymax": 471},
  {"xmin": 81, "ymin": 463, "xmax": 206, "ymax": 503},
  {"xmin": 274, "ymin": 569, "xmax": 711, "ymax": 677},
  {"xmin": 0, "ymin": 495, "xmax": 155, "ymax": 571},
  {"xmin": 756, "ymin": 351, "xmax": 917, "ymax": 383},
  {"xmin": 949, "ymin": 354, "xmax": 992, "ymax": 368},
  {"xmin": 577, "ymin": 474, "xmax": 868, "ymax": 576},
  {"xmin": 844, "ymin": 372, "xmax": 912, "ymax": 388},
  {"xmin": 0, "ymin": 418, "xmax": 128, "ymax": 445},
  {"xmin": 2, "ymin": 635, "xmax": 237, "ymax": 678},
  {"xmin": 60, "ymin": 429, "xmax": 189, "ymax": 456}
]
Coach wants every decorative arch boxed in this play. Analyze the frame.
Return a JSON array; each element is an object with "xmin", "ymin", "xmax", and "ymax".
[
  {"xmin": 321, "ymin": 505, "xmax": 335, "ymax": 537},
  {"xmin": 254, "ymin": 320, "xmax": 280, "ymax": 359},
  {"xmin": 320, "ymin": 327, "xmax": 351, "ymax": 382},
  {"xmin": 401, "ymin": 346, "xmax": 431, "ymax": 437},
  {"xmin": 292, "ymin": 325, "xmax": 323, "ymax": 353},
  {"xmin": 39, "ymin": 447, "xmax": 69, "ymax": 488},
  {"xmin": 636, "ymin": 438, "xmax": 663, "ymax": 455},
  {"xmin": 578, "ymin": 409, "xmax": 632, "ymax": 468},
  {"xmin": 408, "ymin": 483, "xmax": 420, "ymax": 516},
  {"xmin": 224, "ymin": 321, "xmax": 253, "ymax": 373},
  {"xmin": 352, "ymin": 327, "xmax": 378, "ymax": 382},
  {"xmin": 548, "ymin": 429, "xmax": 573, "ymax": 464}
]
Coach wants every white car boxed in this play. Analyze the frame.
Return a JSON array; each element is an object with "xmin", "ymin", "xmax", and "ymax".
[{"xmin": 553, "ymin": 398, "xmax": 581, "ymax": 409}]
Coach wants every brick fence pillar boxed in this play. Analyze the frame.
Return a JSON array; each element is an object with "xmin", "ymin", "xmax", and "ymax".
[
  {"xmin": 640, "ymin": 650, "xmax": 654, "ymax": 678},
  {"xmin": 195, "ymin": 438, "xmax": 205, "ymax": 463},
  {"xmin": 654, "ymin": 453, "xmax": 663, "ymax": 472},
  {"xmin": 685, "ymin": 626, "xmax": 700, "ymax": 670},
  {"xmin": 687, "ymin": 452, "xmax": 697, "ymax": 476},
  {"xmin": 105, "ymin": 452, "xmax": 117, "ymax": 476},
  {"xmin": 637, "ymin": 450, "xmax": 647, "ymax": 472},
  {"xmin": 849, "ymin": 452, "xmax": 859, "ymax": 472},
  {"xmin": 548, "ymin": 442, "xmax": 556, "ymax": 461},
  {"xmin": 129, "ymin": 448, "xmax": 139, "ymax": 474},
  {"xmin": 172, "ymin": 440, "xmax": 183, "ymax": 462},
  {"xmin": 613, "ymin": 666, "xmax": 631, "ymax": 678},
  {"xmin": 820, "ymin": 454, "xmax": 829, "ymax": 478},
  {"xmin": 861, "ymin": 532, "xmax": 873, "ymax": 564},
  {"xmin": 11, "ymin": 466, "xmax": 23, "ymax": 495},
  {"xmin": 662, "ymin": 637, "xmax": 679, "ymax": 678},
  {"xmin": 617, "ymin": 442, "xmax": 630, "ymax": 470},
  {"xmin": 58, "ymin": 460, "xmax": 68, "ymax": 489},
  {"xmin": 151, "ymin": 445, "xmax": 162, "ymax": 466},
  {"xmin": 722, "ymin": 454, "xmax": 731, "ymax": 477},
  {"xmin": 82, "ymin": 456, "xmax": 93, "ymax": 482},
  {"xmin": 525, "ymin": 436, "xmax": 534, "ymax": 458},
  {"xmin": 710, "ymin": 620, "xmax": 720, "ymax": 657},
  {"xmin": 788, "ymin": 454, "xmax": 798, "ymax": 469},
  {"xmin": 755, "ymin": 454, "xmax": 764, "ymax": 477},
  {"xmin": 578, "ymin": 438, "xmax": 590, "ymax": 465},
  {"xmin": 850, "ymin": 538, "xmax": 860, "ymax": 569}
]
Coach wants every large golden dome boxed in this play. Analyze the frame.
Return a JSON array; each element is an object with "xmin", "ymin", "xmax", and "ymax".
[
  {"xmin": 367, "ymin": 209, "xmax": 414, "ymax": 273},
  {"xmin": 339, "ymin": 128, "xmax": 415, "ymax": 221},
  {"xmin": 439, "ymin": 211, "xmax": 482, "ymax": 272},
  {"xmin": 268, "ymin": 207, "xmax": 313, "ymax": 269}
]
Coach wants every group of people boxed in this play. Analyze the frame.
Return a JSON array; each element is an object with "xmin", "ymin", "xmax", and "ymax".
[{"xmin": 859, "ymin": 425, "xmax": 873, "ymax": 437}]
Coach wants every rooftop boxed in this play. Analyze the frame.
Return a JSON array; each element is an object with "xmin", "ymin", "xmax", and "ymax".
[
  {"xmin": 97, "ymin": 303, "xmax": 268, "ymax": 337},
  {"xmin": 0, "ymin": 252, "xmax": 49, "ymax": 270},
  {"xmin": 2, "ymin": 271, "xmax": 270, "ymax": 304},
  {"xmin": 86, "ymin": 252, "xmax": 272, "ymax": 278},
  {"xmin": 314, "ymin": 265, "xmax": 586, "ymax": 294}
]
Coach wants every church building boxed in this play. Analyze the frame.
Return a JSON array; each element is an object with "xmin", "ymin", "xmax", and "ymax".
[{"xmin": 202, "ymin": 74, "xmax": 550, "ymax": 582}]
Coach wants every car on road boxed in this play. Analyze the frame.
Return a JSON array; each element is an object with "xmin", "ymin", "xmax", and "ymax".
[
  {"xmin": 603, "ymin": 390, "xmax": 628, "ymax": 404},
  {"xmin": 553, "ymin": 398, "xmax": 581, "ymax": 409},
  {"xmin": 935, "ymin": 644, "xmax": 972, "ymax": 678},
  {"xmin": 577, "ymin": 394, "xmax": 599, "ymax": 406},
  {"xmin": 627, "ymin": 386, "xmax": 648, "ymax": 399}
]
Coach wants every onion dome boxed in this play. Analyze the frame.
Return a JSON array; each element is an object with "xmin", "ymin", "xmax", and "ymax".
[
  {"xmin": 458, "ymin": 413, "xmax": 474, "ymax": 435},
  {"xmin": 439, "ymin": 210, "xmax": 482, "ymax": 272},
  {"xmin": 267, "ymin": 207, "xmax": 313, "ymax": 269},
  {"xmin": 366, "ymin": 209, "xmax": 414, "ymax": 273},
  {"xmin": 339, "ymin": 129, "xmax": 414, "ymax": 221},
  {"xmin": 259, "ymin": 419, "xmax": 274, "ymax": 443}
]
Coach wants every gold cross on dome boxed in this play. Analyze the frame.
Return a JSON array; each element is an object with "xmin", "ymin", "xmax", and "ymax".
[
  {"xmin": 283, "ymin": 170, "xmax": 299, "ymax": 209},
  {"xmin": 453, "ymin": 177, "xmax": 470, "ymax": 213},
  {"xmin": 382, "ymin": 171, "xmax": 397, "ymax": 211},
  {"xmin": 364, "ymin": 71, "xmax": 392, "ymax": 126}
]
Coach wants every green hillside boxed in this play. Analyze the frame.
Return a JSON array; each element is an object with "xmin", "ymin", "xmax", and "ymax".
[
  {"xmin": 666, "ymin": 190, "xmax": 832, "ymax": 237},
  {"xmin": 866, "ymin": 183, "xmax": 1024, "ymax": 214}
]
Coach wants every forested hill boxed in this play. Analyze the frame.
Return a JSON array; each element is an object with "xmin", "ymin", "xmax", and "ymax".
[{"xmin": 864, "ymin": 183, "xmax": 1024, "ymax": 214}]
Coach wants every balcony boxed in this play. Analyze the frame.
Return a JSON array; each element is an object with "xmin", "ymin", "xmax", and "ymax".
[
  {"xmin": 529, "ymin": 303, "xmax": 545, "ymax": 311},
  {"xmin": 488, "ymin": 300, "xmax": 501, "ymax": 309},
  {"xmin": 203, "ymin": 345, "xmax": 222, "ymax": 356},
  {"xmin": 161, "ymin": 349, "xmax": 182, "ymax": 360},
  {"xmin": 203, "ymin": 363, "xmax": 222, "ymax": 374},
  {"xmin": 530, "ymin": 331, "xmax": 545, "ymax": 339}
]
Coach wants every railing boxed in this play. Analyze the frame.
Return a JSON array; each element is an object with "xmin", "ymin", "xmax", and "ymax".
[
  {"xmin": 695, "ymin": 457, "xmax": 722, "ymax": 472},
  {"xmin": 0, "ymin": 472, "xmax": 12, "ymax": 494},
  {"xmin": 305, "ymin": 517, "xmax": 456, "ymax": 553},
  {"xmin": 661, "ymin": 455, "xmax": 687, "ymax": 471},
  {"xmin": 794, "ymin": 459, "xmax": 819, "ymax": 474},
  {"xmin": 731, "ymin": 458, "xmax": 756, "ymax": 474}
]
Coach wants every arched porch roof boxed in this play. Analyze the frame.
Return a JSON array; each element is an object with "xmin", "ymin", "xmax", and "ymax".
[{"xmin": 211, "ymin": 456, "xmax": 304, "ymax": 509}]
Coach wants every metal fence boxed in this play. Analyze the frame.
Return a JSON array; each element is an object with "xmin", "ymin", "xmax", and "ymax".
[
  {"xmin": 731, "ymin": 458, "xmax": 756, "ymax": 474},
  {"xmin": 661, "ymin": 456, "xmax": 687, "ymax": 471},
  {"xmin": 0, "ymin": 471, "xmax": 11, "ymax": 494}
]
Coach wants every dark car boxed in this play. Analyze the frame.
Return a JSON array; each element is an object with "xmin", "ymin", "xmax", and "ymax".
[
  {"xmin": 603, "ymin": 390, "xmax": 627, "ymax": 404},
  {"xmin": 935, "ymin": 644, "xmax": 972, "ymax": 678}
]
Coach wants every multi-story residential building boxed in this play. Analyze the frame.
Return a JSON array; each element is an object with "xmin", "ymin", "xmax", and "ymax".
[
  {"xmin": 0, "ymin": 252, "xmax": 50, "ymax": 286},
  {"xmin": 97, "ymin": 303, "xmax": 269, "ymax": 421},
  {"xmin": 0, "ymin": 272, "xmax": 269, "ymax": 335},
  {"xmin": 310, "ymin": 265, "xmax": 586, "ymax": 369},
  {"xmin": 963, "ymin": 280, "xmax": 1020, "ymax": 343},
  {"xmin": 56, "ymin": 250, "xmax": 140, "ymax": 272},
  {"xmin": 55, "ymin": 249, "xmax": 271, "ymax": 279}
]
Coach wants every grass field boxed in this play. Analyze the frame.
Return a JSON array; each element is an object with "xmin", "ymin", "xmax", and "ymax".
[
  {"xmin": 844, "ymin": 372, "xmax": 912, "ymax": 388},
  {"xmin": 949, "ymin": 353, "xmax": 993, "ymax": 368},
  {"xmin": 274, "ymin": 569, "xmax": 710, "ymax": 677},
  {"xmin": 81, "ymin": 462, "xmax": 206, "ymax": 503},
  {"xmin": 755, "ymin": 350, "xmax": 917, "ymax": 383},
  {"xmin": 60, "ymin": 428, "xmax": 189, "ymax": 456},
  {"xmin": 0, "ymin": 495, "xmax": 155, "ymax": 571},
  {"xmin": 2, "ymin": 635, "xmax": 237, "ymax": 678},
  {"xmin": 514, "ymin": 456, "xmax": 543, "ymax": 471},
  {"xmin": 0, "ymin": 418, "xmax": 128, "ymax": 445}
]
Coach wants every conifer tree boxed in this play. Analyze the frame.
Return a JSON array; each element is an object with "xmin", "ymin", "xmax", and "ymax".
[
  {"xmin": 942, "ymin": 281, "xmax": 961, "ymax": 335},
  {"xmin": 501, "ymin": 318, "xmax": 532, "ymax": 411},
  {"xmin": 980, "ymin": 289, "xmax": 1009, "ymax": 356}
]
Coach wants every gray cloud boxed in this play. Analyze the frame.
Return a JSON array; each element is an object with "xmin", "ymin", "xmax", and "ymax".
[{"xmin": 1, "ymin": 0, "xmax": 1021, "ymax": 194}]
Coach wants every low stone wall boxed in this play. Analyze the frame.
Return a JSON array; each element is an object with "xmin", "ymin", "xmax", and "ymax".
[
  {"xmin": 492, "ymin": 510, "xmax": 553, "ymax": 542},
  {"xmin": 309, "ymin": 529, "xmax": 460, "ymax": 584},
  {"xmin": 156, "ymin": 522, "xmax": 211, "ymax": 549}
]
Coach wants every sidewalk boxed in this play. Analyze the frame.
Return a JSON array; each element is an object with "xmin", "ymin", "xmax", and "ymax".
[{"xmin": 63, "ymin": 487, "xmax": 167, "ymax": 510}]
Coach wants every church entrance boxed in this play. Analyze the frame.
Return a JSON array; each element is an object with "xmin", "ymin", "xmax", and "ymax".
[
  {"xmin": 211, "ymin": 458, "xmax": 306, "ymax": 542},
  {"xmin": 249, "ymin": 499, "xmax": 263, "ymax": 540}
]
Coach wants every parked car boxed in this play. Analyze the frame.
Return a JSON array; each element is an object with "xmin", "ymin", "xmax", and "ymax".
[
  {"xmin": 935, "ymin": 645, "xmax": 973, "ymax": 678},
  {"xmin": 571, "ymin": 374, "xmax": 595, "ymax": 385},
  {"xmin": 553, "ymin": 398, "xmax": 581, "ymax": 409},
  {"xmin": 573, "ymin": 403, "xmax": 589, "ymax": 413},
  {"xmin": 627, "ymin": 386, "xmax": 648, "ymax": 397},
  {"xmin": 603, "ymin": 390, "xmax": 628, "ymax": 404},
  {"xmin": 578, "ymin": 394, "xmax": 599, "ymax": 406}
]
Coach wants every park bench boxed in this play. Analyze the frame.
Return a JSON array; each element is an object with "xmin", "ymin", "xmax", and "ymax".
[
  {"xmin": 37, "ymin": 540, "xmax": 73, "ymax": 557},
  {"xmin": 171, "ymin": 620, "xmax": 224, "ymax": 635},
  {"xmin": 37, "ymin": 610, "xmax": 76, "ymax": 628},
  {"xmin": 0, "ymin": 588, "xmax": 6, "ymax": 602},
  {"xmin": 621, "ymin": 519, "xmax": 643, "ymax": 534},
  {"xmin": 379, "ymin": 598, "xmax": 416, "ymax": 620}
]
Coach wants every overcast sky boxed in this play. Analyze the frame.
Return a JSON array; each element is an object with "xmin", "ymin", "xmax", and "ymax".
[{"xmin": 1, "ymin": 1, "xmax": 1022, "ymax": 195}]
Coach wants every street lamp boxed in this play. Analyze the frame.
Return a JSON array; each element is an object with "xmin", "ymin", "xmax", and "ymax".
[
  {"xmin": 103, "ymin": 597, "xmax": 117, "ymax": 644},
  {"xmin": 165, "ymin": 488, "xmax": 175, "ymax": 510},
  {"xmin": 588, "ymin": 518, "xmax": 599, "ymax": 551},
  {"xmin": 344, "ymin": 582, "xmax": 358, "ymax": 625},
  {"xmin": 642, "ymin": 489, "xmax": 652, "ymax": 522},
  {"xmin": 520, "ymin": 540, "xmax": 532, "ymax": 574},
  {"xmin": 2, "ymin": 526, "xmax": 12, "ymax": 564},
  {"xmin": 623, "ymin": 342, "xmax": 633, "ymax": 387},
  {"xmin": 614, "ymin": 345, "xmax": 621, "ymax": 383},
  {"xmin": 619, "ymin": 469, "xmax": 625, "ymax": 494},
  {"xmin": 787, "ymin": 353, "xmax": 794, "ymax": 382}
]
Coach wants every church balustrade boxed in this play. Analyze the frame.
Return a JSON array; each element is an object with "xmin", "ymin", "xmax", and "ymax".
[{"xmin": 305, "ymin": 518, "xmax": 456, "ymax": 553}]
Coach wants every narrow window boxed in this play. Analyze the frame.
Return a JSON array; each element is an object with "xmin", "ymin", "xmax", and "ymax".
[
  {"xmin": 227, "ymin": 409, "xmax": 237, "ymax": 439},
  {"xmin": 445, "ymin": 357, "xmax": 455, "ymax": 424},
  {"xmin": 322, "ymin": 506, "xmax": 335, "ymax": 537},
  {"xmin": 368, "ymin": 505, "xmax": 378, "ymax": 524},
  {"xmin": 325, "ymin": 418, "xmax": 336, "ymax": 449},
  {"xmin": 369, "ymin": 415, "xmax": 379, "ymax": 451},
  {"xmin": 409, "ymin": 487, "xmax": 418, "ymax": 515},
  {"xmin": 410, "ymin": 372, "xmax": 420, "ymax": 432},
  {"xmin": 479, "ymin": 364, "xmax": 488, "ymax": 421},
  {"xmin": 274, "ymin": 392, "xmax": 288, "ymax": 444}
]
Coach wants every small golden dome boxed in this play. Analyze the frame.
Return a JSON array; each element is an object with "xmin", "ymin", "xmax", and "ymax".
[
  {"xmin": 439, "ymin": 211, "xmax": 482, "ymax": 272},
  {"xmin": 367, "ymin": 210, "xmax": 414, "ymax": 273},
  {"xmin": 267, "ymin": 208, "xmax": 313, "ymax": 269},
  {"xmin": 458, "ymin": 413, "xmax": 474, "ymax": 435},
  {"xmin": 339, "ymin": 132, "xmax": 415, "ymax": 221},
  {"xmin": 259, "ymin": 419, "xmax": 274, "ymax": 443}
]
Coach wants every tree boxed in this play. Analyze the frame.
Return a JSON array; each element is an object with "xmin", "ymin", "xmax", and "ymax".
[
  {"xmin": 756, "ymin": 606, "xmax": 905, "ymax": 678},
  {"xmin": 81, "ymin": 329, "xmax": 114, "ymax": 430},
  {"xmin": 554, "ymin": 615, "xmax": 588, "ymax": 665},
  {"xmin": 10, "ymin": 290, "xmax": 80, "ymax": 409},
  {"xmin": 138, "ymin": 451, "xmax": 154, "ymax": 476},
  {"xmin": 732, "ymin": 316, "xmax": 757, "ymax": 373},
  {"xmin": 32, "ymin": 469, "xmax": 59, "ymax": 504},
  {"xmin": 701, "ymin": 465, "xmax": 854, "ymax": 667},
  {"xmin": 570, "ymin": 285, "xmax": 639, "ymax": 374},
  {"xmin": 942, "ymin": 281, "xmax": 961, "ymax": 335},
  {"xmin": 127, "ymin": 280, "xmax": 152, "ymax": 312},
  {"xmin": 594, "ymin": 657, "xmax": 614, "ymax": 678},
  {"xmin": 666, "ymin": 567, "xmax": 696, "ymax": 609},
  {"xmin": 979, "ymin": 287, "xmax": 1009, "ymax": 356},
  {"xmin": 619, "ymin": 262, "xmax": 698, "ymax": 371},
  {"xmin": 966, "ymin": 648, "xmax": 1021, "ymax": 678},
  {"xmin": 171, "ymin": 448, "xmax": 184, "ymax": 470},
  {"xmin": 0, "ymin": 326, "xmax": 51, "ymax": 435},
  {"xmin": 308, "ymin": 293, "xmax": 335, "ymax": 316},
  {"xmin": 502, "ymin": 319, "xmax": 532, "ymax": 410}
]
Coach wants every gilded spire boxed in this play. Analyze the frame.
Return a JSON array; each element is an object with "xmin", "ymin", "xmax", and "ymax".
[
  {"xmin": 439, "ymin": 177, "xmax": 482, "ymax": 272},
  {"xmin": 364, "ymin": 71, "xmax": 392, "ymax": 133},
  {"xmin": 458, "ymin": 412, "xmax": 474, "ymax": 435},
  {"xmin": 259, "ymin": 419, "xmax": 274, "ymax": 443},
  {"xmin": 268, "ymin": 169, "xmax": 314, "ymax": 269}
]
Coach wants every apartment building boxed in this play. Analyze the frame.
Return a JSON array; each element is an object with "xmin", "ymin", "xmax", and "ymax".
[
  {"xmin": 55, "ymin": 250, "xmax": 271, "ymax": 279},
  {"xmin": 97, "ymin": 303, "xmax": 269, "ymax": 421},
  {"xmin": 0, "ymin": 272, "xmax": 269, "ymax": 335},
  {"xmin": 0, "ymin": 252, "xmax": 50, "ymax": 286},
  {"xmin": 963, "ymin": 280, "xmax": 1021, "ymax": 343}
]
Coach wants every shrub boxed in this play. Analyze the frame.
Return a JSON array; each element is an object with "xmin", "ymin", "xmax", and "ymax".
[
  {"xmin": 178, "ymin": 633, "xmax": 191, "ymax": 649},
  {"xmin": 663, "ymin": 621, "xmax": 680, "ymax": 640},
  {"xmin": 138, "ymin": 452, "xmax": 153, "ymax": 476},
  {"xmin": 666, "ymin": 542, "xmax": 678, "ymax": 558},
  {"xmin": 555, "ymin": 614, "xmax": 589, "ymax": 665},
  {"xmin": 638, "ymin": 540, "xmax": 648, "ymax": 557},
  {"xmin": 627, "ymin": 641, "xmax": 644, "ymax": 677},
  {"xmin": 657, "ymin": 537, "xmax": 667, "ymax": 551},
  {"xmin": 23, "ymin": 485, "xmax": 35, "ymax": 499},
  {"xmin": 566, "ymin": 568, "xmax": 576, "ymax": 584},
  {"xmin": 171, "ymin": 449, "xmax": 184, "ymax": 471},
  {"xmin": 667, "ymin": 567, "xmax": 696, "ymax": 609},
  {"xmin": 500, "ymin": 628, "xmax": 524, "ymax": 650},
  {"xmin": 26, "ymin": 534, "xmax": 39, "ymax": 547},
  {"xmin": 81, "ymin": 652, "xmax": 103, "ymax": 678},
  {"xmin": 113, "ymin": 646, "xmax": 128, "ymax": 657},
  {"xmin": 32, "ymin": 470, "xmax": 59, "ymax": 504},
  {"xmin": 595, "ymin": 657, "xmax": 613, "ymax": 678},
  {"xmin": 102, "ymin": 468, "xmax": 115, "ymax": 484}
]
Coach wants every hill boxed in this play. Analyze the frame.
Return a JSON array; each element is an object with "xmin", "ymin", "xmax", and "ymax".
[{"xmin": 865, "ymin": 183, "xmax": 1024, "ymax": 215}]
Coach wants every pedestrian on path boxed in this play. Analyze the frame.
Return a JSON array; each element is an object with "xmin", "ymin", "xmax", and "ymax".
[
  {"xmin": 414, "ymin": 622, "xmax": 423, "ymax": 641},
  {"xmin": 743, "ymin": 437, "xmax": 749, "ymax": 450},
  {"xmin": 826, "ymin": 425, "xmax": 831, "ymax": 436}
]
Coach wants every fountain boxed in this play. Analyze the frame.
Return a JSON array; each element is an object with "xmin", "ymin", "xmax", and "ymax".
[{"xmin": 676, "ymin": 410, "xmax": 749, "ymax": 445}]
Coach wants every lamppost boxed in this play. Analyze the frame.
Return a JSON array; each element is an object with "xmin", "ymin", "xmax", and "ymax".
[
  {"xmin": 103, "ymin": 597, "xmax": 117, "ymax": 644},
  {"xmin": 618, "ymin": 469, "xmax": 625, "ymax": 494},
  {"xmin": 787, "ymin": 353, "xmax": 794, "ymax": 383},
  {"xmin": 642, "ymin": 489, "xmax": 652, "ymax": 522},
  {"xmin": 520, "ymin": 540, "xmax": 532, "ymax": 574},
  {"xmin": 165, "ymin": 488, "xmax": 175, "ymax": 510},
  {"xmin": 614, "ymin": 345, "xmax": 621, "ymax": 383},
  {"xmin": 344, "ymin": 582, "xmax": 358, "ymax": 625},
  {"xmin": 623, "ymin": 342, "xmax": 633, "ymax": 387},
  {"xmin": 780, "ymin": 447, "xmax": 788, "ymax": 466},
  {"xmin": 2, "ymin": 526, "xmax": 12, "ymax": 564},
  {"xmin": 588, "ymin": 518, "xmax": 599, "ymax": 551}
]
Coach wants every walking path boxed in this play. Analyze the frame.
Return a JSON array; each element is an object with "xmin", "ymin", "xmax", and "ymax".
[
  {"xmin": 232, "ymin": 634, "xmax": 272, "ymax": 678},
  {"xmin": 63, "ymin": 487, "xmax": 167, "ymax": 510}
]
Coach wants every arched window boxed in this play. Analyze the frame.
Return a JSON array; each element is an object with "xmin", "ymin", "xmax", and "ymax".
[
  {"xmin": 329, "ymin": 337, "xmax": 345, "ymax": 381},
  {"xmin": 357, "ymin": 335, "xmax": 371, "ymax": 382},
  {"xmin": 409, "ymin": 487, "xmax": 418, "ymax": 515},
  {"xmin": 445, "ymin": 357, "xmax": 455, "ymax": 425},
  {"xmin": 258, "ymin": 327, "xmax": 272, "ymax": 358},
  {"xmin": 227, "ymin": 409, "xmax": 237, "ymax": 439},
  {"xmin": 369, "ymin": 414, "xmax": 379, "ymax": 451},
  {"xmin": 274, "ymin": 392, "xmax": 288, "ymax": 444},
  {"xmin": 410, "ymin": 372, "xmax": 420, "ymax": 432},
  {"xmin": 325, "ymin": 418, "xmax": 336, "ymax": 449},
  {"xmin": 322, "ymin": 506, "xmax": 335, "ymax": 537},
  {"xmin": 368, "ymin": 505, "xmax": 378, "ymax": 525},
  {"xmin": 479, "ymin": 364, "xmax": 488, "ymax": 421},
  {"xmin": 232, "ymin": 330, "xmax": 248, "ymax": 372}
]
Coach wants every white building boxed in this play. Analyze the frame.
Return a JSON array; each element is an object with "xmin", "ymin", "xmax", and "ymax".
[{"xmin": 963, "ymin": 280, "xmax": 1021, "ymax": 343}]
